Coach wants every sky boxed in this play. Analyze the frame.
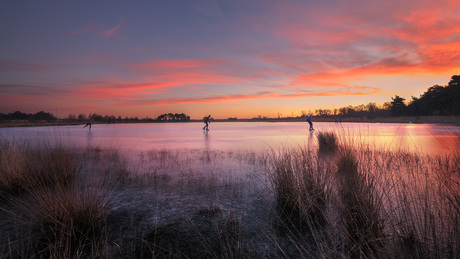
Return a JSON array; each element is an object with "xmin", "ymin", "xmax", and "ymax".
[{"xmin": 1, "ymin": 0, "xmax": 459, "ymax": 119}]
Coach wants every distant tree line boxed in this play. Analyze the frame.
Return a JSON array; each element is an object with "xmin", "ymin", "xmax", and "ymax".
[
  {"xmin": 156, "ymin": 113, "xmax": 190, "ymax": 121},
  {"xmin": 0, "ymin": 111, "xmax": 192, "ymax": 123},
  {"xmin": 0, "ymin": 111, "xmax": 56, "ymax": 121},
  {"xmin": 65, "ymin": 113, "xmax": 156, "ymax": 123},
  {"xmin": 307, "ymin": 102, "xmax": 391, "ymax": 119},
  {"xmin": 67, "ymin": 112, "xmax": 191, "ymax": 123}
]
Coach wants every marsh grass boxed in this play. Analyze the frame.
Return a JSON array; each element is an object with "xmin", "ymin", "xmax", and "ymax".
[
  {"xmin": 25, "ymin": 185, "xmax": 108, "ymax": 258},
  {"xmin": 0, "ymin": 140, "xmax": 78, "ymax": 200},
  {"xmin": 335, "ymin": 149, "xmax": 385, "ymax": 257},
  {"xmin": 317, "ymin": 131, "xmax": 338, "ymax": 153},
  {"xmin": 0, "ymin": 141, "xmax": 110, "ymax": 258},
  {"xmin": 270, "ymin": 148, "xmax": 330, "ymax": 235},
  {"xmin": 269, "ymin": 134, "xmax": 460, "ymax": 258}
]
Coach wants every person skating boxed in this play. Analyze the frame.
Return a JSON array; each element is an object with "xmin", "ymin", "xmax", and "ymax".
[
  {"xmin": 306, "ymin": 115, "xmax": 314, "ymax": 131},
  {"xmin": 83, "ymin": 118, "xmax": 92, "ymax": 130},
  {"xmin": 203, "ymin": 115, "xmax": 211, "ymax": 131}
]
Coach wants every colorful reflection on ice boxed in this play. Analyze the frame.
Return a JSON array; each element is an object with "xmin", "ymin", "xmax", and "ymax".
[{"xmin": 1, "ymin": 122, "xmax": 458, "ymax": 156}]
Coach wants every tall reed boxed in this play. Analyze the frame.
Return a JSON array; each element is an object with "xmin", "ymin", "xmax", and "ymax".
[
  {"xmin": 317, "ymin": 131, "xmax": 338, "ymax": 153},
  {"xmin": 26, "ymin": 185, "xmax": 108, "ymax": 258},
  {"xmin": 335, "ymin": 148, "xmax": 385, "ymax": 258},
  {"xmin": 270, "ymin": 148, "xmax": 330, "ymax": 233},
  {"xmin": 0, "ymin": 140, "xmax": 78, "ymax": 200},
  {"xmin": 0, "ymin": 140, "xmax": 110, "ymax": 258}
]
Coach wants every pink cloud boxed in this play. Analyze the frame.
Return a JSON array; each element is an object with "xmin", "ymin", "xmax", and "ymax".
[
  {"xmin": 99, "ymin": 20, "xmax": 124, "ymax": 39},
  {"xmin": 127, "ymin": 58, "xmax": 257, "ymax": 87},
  {"xmin": 261, "ymin": 1, "xmax": 460, "ymax": 76},
  {"xmin": 67, "ymin": 81, "xmax": 176, "ymax": 101}
]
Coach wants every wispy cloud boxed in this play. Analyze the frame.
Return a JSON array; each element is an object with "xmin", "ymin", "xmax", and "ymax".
[
  {"xmin": 72, "ymin": 19, "xmax": 124, "ymax": 39},
  {"xmin": 129, "ymin": 86, "xmax": 380, "ymax": 106},
  {"xmin": 99, "ymin": 19, "xmax": 124, "ymax": 39}
]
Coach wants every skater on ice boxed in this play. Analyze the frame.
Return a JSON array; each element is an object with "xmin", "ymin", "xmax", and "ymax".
[
  {"xmin": 306, "ymin": 115, "xmax": 314, "ymax": 131},
  {"xmin": 203, "ymin": 115, "xmax": 211, "ymax": 131}
]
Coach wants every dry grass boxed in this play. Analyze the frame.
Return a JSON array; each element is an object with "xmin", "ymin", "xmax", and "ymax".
[
  {"xmin": 0, "ymin": 140, "xmax": 78, "ymax": 200},
  {"xmin": 317, "ymin": 131, "xmax": 338, "ymax": 153},
  {"xmin": 0, "ymin": 141, "xmax": 110, "ymax": 258},
  {"xmin": 25, "ymin": 185, "xmax": 109, "ymax": 258},
  {"xmin": 335, "ymin": 149, "xmax": 385, "ymax": 257},
  {"xmin": 270, "ymin": 147, "xmax": 331, "ymax": 238}
]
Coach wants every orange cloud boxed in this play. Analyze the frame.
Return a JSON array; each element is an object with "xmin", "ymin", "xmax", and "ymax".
[{"xmin": 260, "ymin": 0, "xmax": 460, "ymax": 89}]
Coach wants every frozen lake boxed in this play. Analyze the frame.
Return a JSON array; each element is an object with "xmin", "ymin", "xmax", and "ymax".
[{"xmin": 1, "ymin": 122, "xmax": 459, "ymax": 156}]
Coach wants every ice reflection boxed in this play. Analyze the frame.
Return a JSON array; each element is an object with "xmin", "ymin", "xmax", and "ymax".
[
  {"xmin": 0, "ymin": 122, "xmax": 458, "ymax": 156},
  {"xmin": 336, "ymin": 123, "xmax": 459, "ymax": 155}
]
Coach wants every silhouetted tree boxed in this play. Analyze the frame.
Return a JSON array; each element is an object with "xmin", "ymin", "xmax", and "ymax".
[
  {"xmin": 389, "ymin": 95, "xmax": 407, "ymax": 116},
  {"xmin": 449, "ymin": 75, "xmax": 460, "ymax": 86},
  {"xmin": 408, "ymin": 75, "xmax": 460, "ymax": 115},
  {"xmin": 0, "ymin": 111, "xmax": 56, "ymax": 121},
  {"xmin": 156, "ymin": 113, "xmax": 190, "ymax": 122}
]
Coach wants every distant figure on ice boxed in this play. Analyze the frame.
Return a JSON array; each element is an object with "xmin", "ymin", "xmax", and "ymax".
[
  {"xmin": 203, "ymin": 115, "xmax": 211, "ymax": 131},
  {"xmin": 83, "ymin": 118, "xmax": 92, "ymax": 130},
  {"xmin": 306, "ymin": 115, "xmax": 314, "ymax": 131}
]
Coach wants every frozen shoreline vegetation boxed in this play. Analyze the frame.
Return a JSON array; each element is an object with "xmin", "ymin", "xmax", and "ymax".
[{"xmin": 0, "ymin": 134, "xmax": 459, "ymax": 258}]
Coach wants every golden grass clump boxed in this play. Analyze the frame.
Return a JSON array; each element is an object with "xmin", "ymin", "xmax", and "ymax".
[
  {"xmin": 26, "ymin": 186, "xmax": 108, "ymax": 258},
  {"xmin": 0, "ymin": 141, "xmax": 78, "ymax": 200},
  {"xmin": 335, "ymin": 149, "xmax": 385, "ymax": 258},
  {"xmin": 270, "ymin": 148, "xmax": 330, "ymax": 233},
  {"xmin": 317, "ymin": 131, "xmax": 338, "ymax": 153},
  {"xmin": 0, "ymin": 140, "xmax": 110, "ymax": 258}
]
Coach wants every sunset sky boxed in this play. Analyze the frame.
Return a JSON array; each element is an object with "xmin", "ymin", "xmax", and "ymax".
[{"xmin": 1, "ymin": 0, "xmax": 459, "ymax": 119}]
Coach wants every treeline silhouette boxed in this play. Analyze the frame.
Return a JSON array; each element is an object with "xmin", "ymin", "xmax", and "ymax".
[
  {"xmin": 66, "ymin": 113, "xmax": 157, "ymax": 123},
  {"xmin": 67, "ymin": 113, "xmax": 190, "ymax": 123},
  {"xmin": 156, "ymin": 113, "xmax": 191, "ymax": 121},
  {"xmin": 0, "ymin": 111, "xmax": 192, "ymax": 124},
  {"xmin": 0, "ymin": 111, "xmax": 57, "ymax": 121},
  {"xmin": 400, "ymin": 75, "xmax": 460, "ymax": 116}
]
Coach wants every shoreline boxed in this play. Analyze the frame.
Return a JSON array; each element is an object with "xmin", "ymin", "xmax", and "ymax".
[{"xmin": 1, "ymin": 115, "xmax": 459, "ymax": 128}]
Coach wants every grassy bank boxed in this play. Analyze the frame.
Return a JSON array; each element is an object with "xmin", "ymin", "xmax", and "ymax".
[{"xmin": 0, "ymin": 135, "xmax": 459, "ymax": 258}]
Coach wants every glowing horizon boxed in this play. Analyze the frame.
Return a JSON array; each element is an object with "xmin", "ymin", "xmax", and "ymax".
[{"xmin": 1, "ymin": 1, "xmax": 459, "ymax": 119}]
